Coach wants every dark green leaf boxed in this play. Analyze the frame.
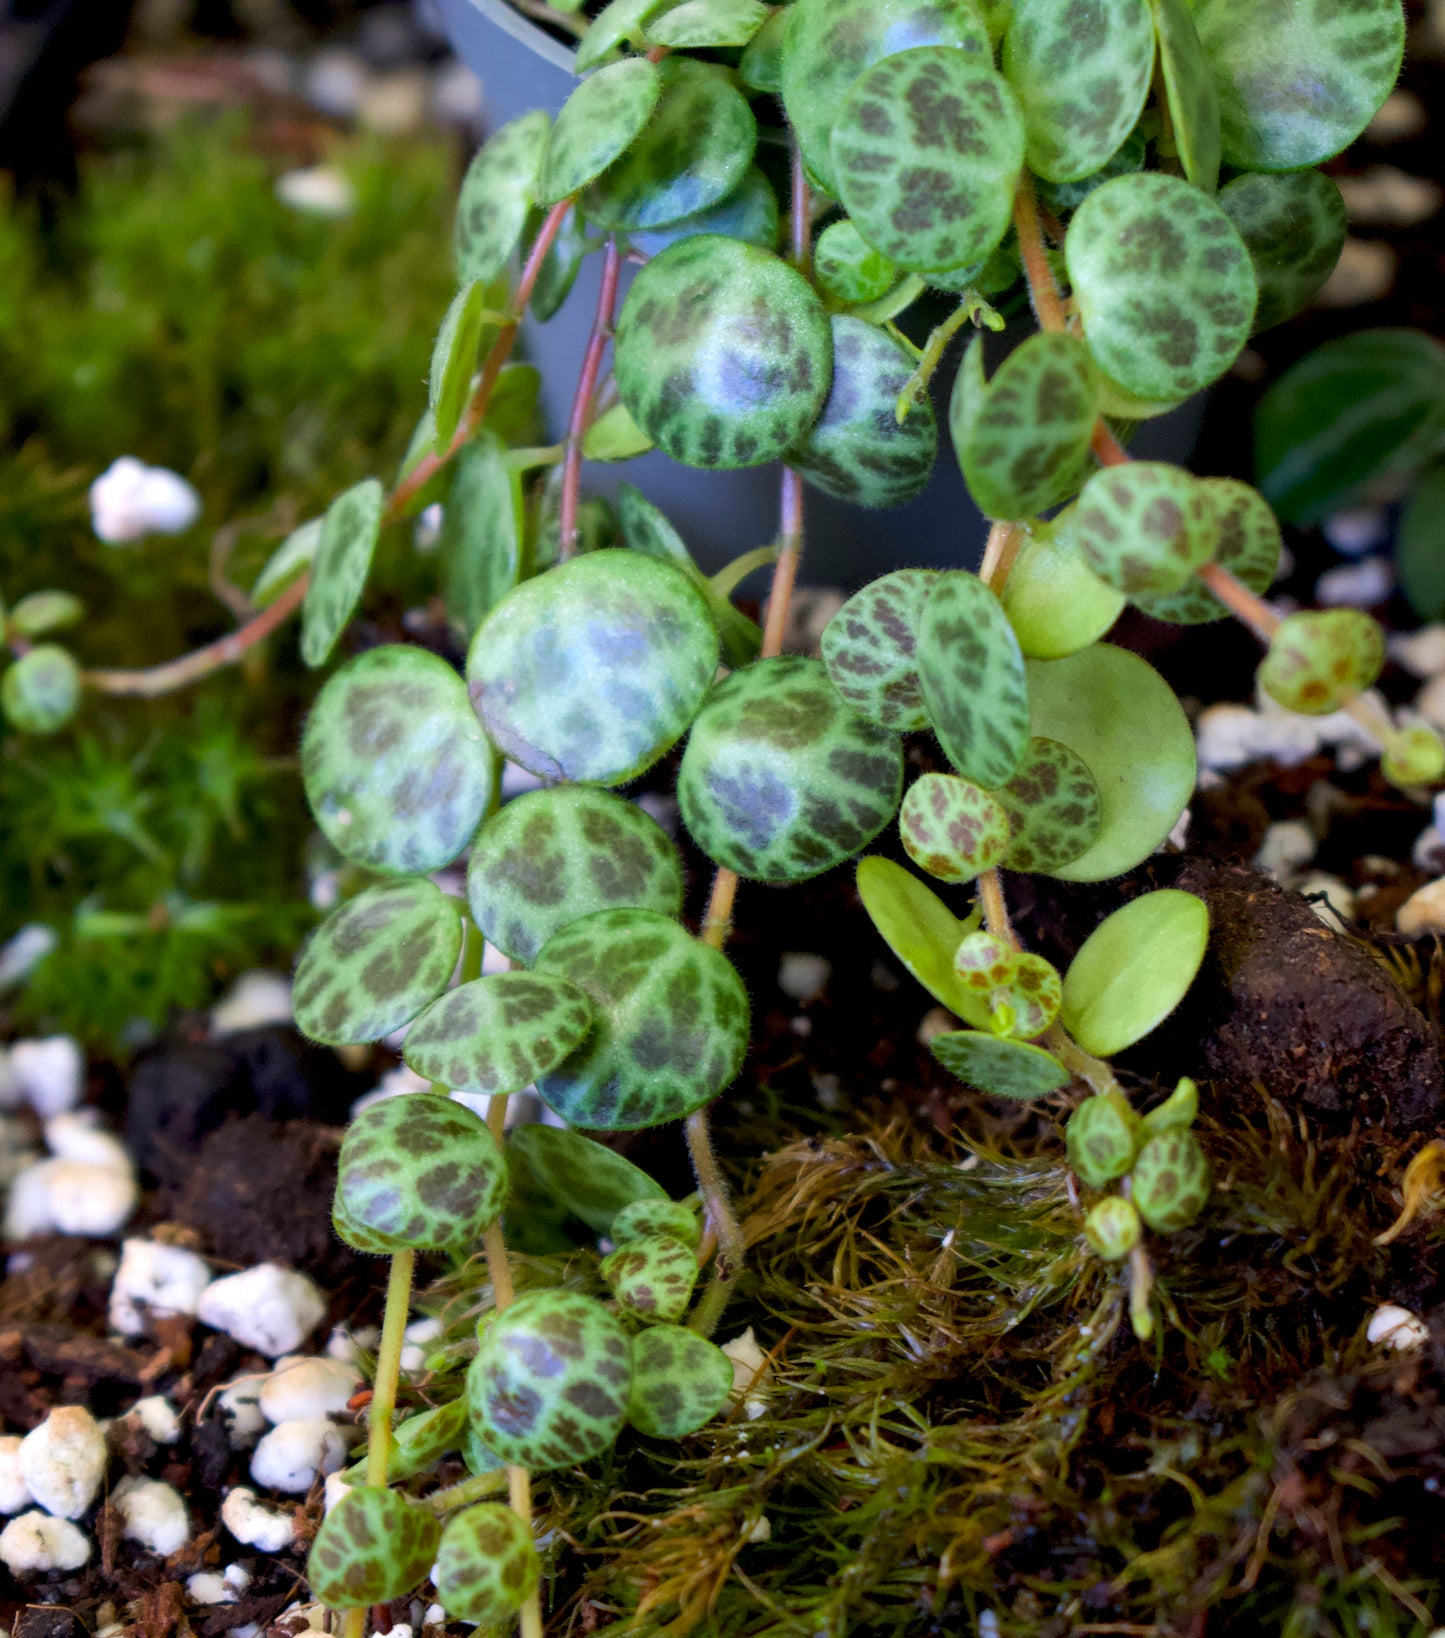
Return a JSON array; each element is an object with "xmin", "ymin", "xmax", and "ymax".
[
  {"xmin": 929, "ymin": 1029, "xmax": 1069, "ymax": 1098},
  {"xmin": 429, "ymin": 279, "xmax": 495, "ymax": 452},
  {"xmin": 300, "ymin": 477, "xmax": 384, "ymax": 669},
  {"xmin": 507, "ymin": 1123, "xmax": 670, "ymax": 1232},
  {"xmin": 625, "ymin": 167, "xmax": 780, "ymax": 257},
  {"xmin": 404, "ymin": 972, "xmax": 595, "ymax": 1097},
  {"xmin": 1218, "ymin": 169, "xmax": 1345, "ymax": 334},
  {"xmin": 1398, "ymin": 460, "xmax": 1445, "ymax": 622},
  {"xmin": 440, "ymin": 433, "xmax": 522, "ymax": 640}
]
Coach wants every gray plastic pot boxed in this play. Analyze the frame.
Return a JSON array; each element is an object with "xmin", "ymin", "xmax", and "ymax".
[{"xmin": 434, "ymin": 0, "xmax": 1203, "ymax": 589}]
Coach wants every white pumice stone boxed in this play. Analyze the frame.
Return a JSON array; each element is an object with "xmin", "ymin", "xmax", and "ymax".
[
  {"xmin": 18, "ymin": 1404, "xmax": 107, "ymax": 1519},
  {"xmin": 323, "ymin": 1471, "xmax": 353, "ymax": 1513},
  {"xmin": 220, "ymin": 1485, "xmax": 298, "ymax": 1551},
  {"xmin": 217, "ymin": 1377, "xmax": 268, "ymax": 1446},
  {"xmin": 197, "ymin": 1264, "xmax": 326, "ymax": 1357},
  {"xmin": 2, "ymin": 1160, "xmax": 59, "ymax": 1242},
  {"xmin": 324, "ymin": 1324, "xmax": 379, "ymax": 1363},
  {"xmin": 249, "ymin": 1419, "xmax": 347, "ymax": 1493},
  {"xmin": 777, "ymin": 952, "xmax": 831, "ymax": 1003},
  {"xmin": 110, "ymin": 1239, "xmax": 213, "ymax": 1336},
  {"xmin": 129, "ymin": 1395, "xmax": 182, "ymax": 1445},
  {"xmin": 1391, "ymin": 624, "xmax": 1445, "ymax": 679},
  {"xmin": 259, "ymin": 1356, "xmax": 360, "ymax": 1424},
  {"xmin": 45, "ymin": 1159, "xmax": 139, "ymax": 1238},
  {"xmin": 43, "ymin": 1113, "xmax": 131, "ymax": 1172},
  {"xmin": 1321, "ymin": 507, "xmax": 1389, "ymax": 556},
  {"xmin": 210, "ymin": 971, "xmax": 294, "ymax": 1035},
  {"xmin": 1315, "ymin": 556, "xmax": 1393, "ymax": 608},
  {"xmin": 1253, "ymin": 819, "xmax": 1316, "ymax": 882},
  {"xmin": 90, "ymin": 457, "xmax": 201, "ymax": 544},
  {"xmin": 721, "ymin": 1327, "xmax": 771, "ymax": 1421},
  {"xmin": 1367, "ymin": 1302, "xmax": 1430, "ymax": 1351},
  {"xmin": 8, "ymin": 1036, "xmax": 83, "ymax": 1118},
  {"xmin": 1294, "ymin": 872, "xmax": 1358, "ymax": 925},
  {"xmin": 115, "ymin": 1477, "xmax": 190, "ymax": 1556},
  {"xmin": 1195, "ymin": 703, "xmax": 1317, "ymax": 775},
  {"xmin": 0, "ymin": 1510, "xmax": 92, "ymax": 1575},
  {"xmin": 399, "ymin": 1315, "xmax": 443, "ymax": 1374},
  {"xmin": 0, "ymin": 1436, "xmax": 33, "ymax": 1514},
  {"xmin": 188, "ymin": 1570, "xmax": 237, "ymax": 1605},
  {"xmin": 1397, "ymin": 878, "xmax": 1445, "ymax": 938},
  {"xmin": 225, "ymin": 1563, "xmax": 252, "ymax": 1593}
]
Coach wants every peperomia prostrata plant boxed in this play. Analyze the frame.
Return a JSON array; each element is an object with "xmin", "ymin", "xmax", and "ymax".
[{"xmin": 2, "ymin": 0, "xmax": 1427, "ymax": 1626}]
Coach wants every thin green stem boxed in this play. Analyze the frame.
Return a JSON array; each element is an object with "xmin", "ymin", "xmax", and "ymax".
[
  {"xmin": 365, "ymin": 1249, "xmax": 416, "ymax": 1489},
  {"xmin": 894, "ymin": 294, "xmax": 997, "ymax": 424},
  {"xmin": 424, "ymin": 1469, "xmax": 510, "ymax": 1514}
]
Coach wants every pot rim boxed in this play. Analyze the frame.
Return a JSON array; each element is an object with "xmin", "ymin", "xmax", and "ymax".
[{"xmin": 454, "ymin": 0, "xmax": 577, "ymax": 75}]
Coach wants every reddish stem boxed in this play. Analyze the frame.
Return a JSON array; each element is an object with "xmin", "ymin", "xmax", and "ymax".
[
  {"xmin": 1090, "ymin": 420, "xmax": 1130, "ymax": 468},
  {"xmin": 559, "ymin": 236, "xmax": 623, "ymax": 560},
  {"xmin": 1012, "ymin": 173, "xmax": 1066, "ymax": 335}
]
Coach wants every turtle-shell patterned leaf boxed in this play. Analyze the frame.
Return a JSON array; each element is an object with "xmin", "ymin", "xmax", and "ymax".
[
  {"xmin": 466, "ymin": 550, "xmax": 719, "ymax": 785},
  {"xmin": 1085, "ymin": 1196, "xmax": 1142, "ymax": 1260},
  {"xmin": 507, "ymin": 1123, "xmax": 669, "ymax": 1233},
  {"xmin": 814, "ymin": 221, "xmax": 899, "ymax": 306},
  {"xmin": 435, "ymin": 1504, "xmax": 540, "ymax": 1626},
  {"xmin": 301, "ymin": 645, "xmax": 495, "ymax": 877},
  {"xmin": 1, "ymin": 645, "xmax": 79, "ymax": 735},
  {"xmin": 404, "ymin": 973, "xmax": 596, "ymax": 1098},
  {"xmin": 575, "ymin": 0, "xmax": 672, "ymax": 72},
  {"xmin": 1130, "ymin": 1129, "xmax": 1210, "ymax": 1232},
  {"xmin": 1066, "ymin": 1094, "xmax": 1142, "ymax": 1188},
  {"xmin": 614, "ymin": 235, "xmax": 831, "ymax": 471},
  {"xmin": 384, "ymin": 1399, "xmax": 469, "ymax": 1483},
  {"xmin": 898, "ymin": 772, "xmax": 1010, "ymax": 883},
  {"xmin": 440, "ymin": 432, "xmax": 523, "ymax": 640},
  {"xmin": 951, "ymin": 332, "xmax": 1099, "ymax": 521},
  {"xmin": 677, "ymin": 655, "xmax": 904, "ymax": 883},
  {"xmin": 1257, "ymin": 608, "xmax": 1384, "ymax": 716},
  {"xmin": 1149, "ymin": 0, "xmax": 1221, "ymax": 192},
  {"xmin": 647, "ymin": 0, "xmax": 769, "ymax": 48},
  {"xmin": 627, "ymin": 168, "xmax": 780, "ymax": 258},
  {"xmin": 628, "ymin": 1323, "xmax": 733, "ymax": 1438},
  {"xmin": 1002, "ymin": 0, "xmax": 1155, "ymax": 183},
  {"xmin": 612, "ymin": 1197, "xmax": 701, "ymax": 1247},
  {"xmin": 787, "ymin": 316, "xmax": 938, "ymax": 509},
  {"xmin": 1133, "ymin": 477, "xmax": 1281, "ymax": 625},
  {"xmin": 929, "ymin": 1029, "xmax": 1070, "ymax": 1099},
  {"xmin": 467, "ymin": 784, "xmax": 684, "ymax": 966},
  {"xmin": 1035, "ymin": 129, "xmax": 1146, "ymax": 217},
  {"xmin": 951, "ymin": 929, "xmax": 1016, "ymax": 996},
  {"xmin": 832, "ymin": 49, "xmax": 1024, "ymax": 275},
  {"xmin": 999, "ymin": 513, "xmax": 1125, "ymax": 661},
  {"xmin": 534, "ymin": 908, "xmax": 751, "ymax": 1129},
  {"xmin": 916, "ymin": 571, "xmax": 1031, "ymax": 790},
  {"xmin": 584, "ymin": 57, "xmax": 755, "ymax": 233},
  {"xmin": 739, "ymin": 5, "xmax": 789, "ymax": 91},
  {"xmin": 821, "ymin": 569, "xmax": 939, "ymax": 732},
  {"xmin": 300, "ymin": 478, "xmax": 384, "ymax": 669},
  {"xmin": 994, "ymin": 736, "xmax": 1102, "ymax": 874},
  {"xmin": 780, "ymin": 0, "xmax": 991, "ymax": 198},
  {"xmin": 455, "ymin": 111, "xmax": 550, "ymax": 285},
  {"xmin": 601, "ymin": 1231, "xmax": 699, "ymax": 1321},
  {"xmin": 1218, "ymin": 171, "xmax": 1347, "ymax": 335},
  {"xmin": 307, "ymin": 1488, "xmax": 441, "ymax": 1610},
  {"xmin": 1066, "ymin": 174, "xmax": 1256, "ymax": 406},
  {"xmin": 996, "ymin": 953, "xmax": 1062, "ymax": 1039},
  {"xmin": 1194, "ymin": 0, "xmax": 1404, "ymax": 172},
  {"xmin": 540, "ymin": 57, "xmax": 660, "ymax": 207},
  {"xmin": 1074, "ymin": 461, "xmax": 1215, "ymax": 598},
  {"xmin": 949, "ymin": 936, "xmax": 1061, "ymax": 1039},
  {"xmin": 293, "ymin": 880, "xmax": 461, "ymax": 1047},
  {"xmin": 467, "ymin": 1289, "xmax": 632, "ymax": 1469}
]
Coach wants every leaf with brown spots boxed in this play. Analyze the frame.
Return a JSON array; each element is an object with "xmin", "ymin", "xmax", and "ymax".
[{"xmin": 404, "ymin": 972, "xmax": 596, "ymax": 1097}]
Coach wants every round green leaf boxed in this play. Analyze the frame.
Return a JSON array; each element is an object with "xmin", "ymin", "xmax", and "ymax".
[
  {"xmin": 626, "ymin": 167, "xmax": 780, "ymax": 258},
  {"xmin": 1000, "ymin": 512, "xmax": 1125, "ymax": 660},
  {"xmin": 404, "ymin": 973, "xmax": 596, "ymax": 1097},
  {"xmin": 739, "ymin": 5, "xmax": 789, "ymax": 90},
  {"xmin": 780, "ymin": 0, "xmax": 991, "ymax": 198},
  {"xmin": 628, "ymin": 1324, "xmax": 733, "ymax": 1438},
  {"xmin": 787, "ymin": 316, "xmax": 938, "ymax": 509},
  {"xmin": 1074, "ymin": 461, "xmax": 1215, "ymax": 598},
  {"xmin": 1194, "ymin": 0, "xmax": 1404, "ymax": 171},
  {"xmin": 1025, "ymin": 644, "xmax": 1194, "ymax": 881},
  {"xmin": 832, "ymin": 49, "xmax": 1024, "ymax": 275},
  {"xmin": 814, "ymin": 221, "xmax": 899, "ymax": 306},
  {"xmin": 952, "ymin": 933, "xmax": 1061, "ymax": 1039},
  {"xmin": 1084, "ymin": 1196, "xmax": 1142, "ymax": 1259},
  {"xmin": 1066, "ymin": 1093, "xmax": 1142, "ymax": 1187},
  {"xmin": 308, "ymin": 1488, "xmax": 441, "ymax": 1610},
  {"xmin": 534, "ymin": 908, "xmax": 750, "ymax": 1129},
  {"xmin": 467, "ymin": 1289, "xmax": 631, "ymax": 1469},
  {"xmin": 677, "ymin": 655, "xmax": 903, "ymax": 883},
  {"xmin": 929, "ymin": 1029, "xmax": 1069, "ymax": 1099},
  {"xmin": 541, "ymin": 58, "xmax": 660, "ymax": 206},
  {"xmin": 292, "ymin": 879, "xmax": 462, "ymax": 1046},
  {"xmin": 455, "ymin": 111, "xmax": 550, "ymax": 285},
  {"xmin": 300, "ymin": 477, "xmax": 384, "ymax": 669},
  {"xmin": 1003, "ymin": 0, "xmax": 1155, "ymax": 183},
  {"xmin": 251, "ymin": 517, "xmax": 320, "ymax": 607},
  {"xmin": 435, "ymin": 1504, "xmax": 540, "ymax": 1626},
  {"xmin": 7, "ymin": 591, "xmax": 83, "ymax": 638},
  {"xmin": 898, "ymin": 772, "xmax": 1010, "ymax": 883},
  {"xmin": 440, "ymin": 432, "xmax": 523, "ymax": 640},
  {"xmin": 1382, "ymin": 725, "xmax": 1445, "ymax": 790},
  {"xmin": 615, "ymin": 235, "xmax": 831, "ymax": 470},
  {"xmin": 821, "ymin": 568, "xmax": 939, "ymax": 732},
  {"xmin": 995, "ymin": 736, "xmax": 1102, "ymax": 874},
  {"xmin": 613, "ymin": 1198, "xmax": 700, "ymax": 1248},
  {"xmin": 647, "ymin": 0, "xmax": 769, "ymax": 48},
  {"xmin": 466, "ymin": 549, "xmax": 718, "ymax": 785},
  {"xmin": 1149, "ymin": 0, "xmax": 1221, "ymax": 193},
  {"xmin": 429, "ymin": 280, "xmax": 495, "ymax": 453},
  {"xmin": 584, "ymin": 57, "xmax": 755, "ymax": 233},
  {"xmin": 1218, "ymin": 171, "xmax": 1347, "ymax": 336},
  {"xmin": 507, "ymin": 1123, "xmax": 669, "ymax": 1233},
  {"xmin": 468, "ymin": 785, "xmax": 684, "ymax": 966},
  {"xmin": 601, "ymin": 1231, "xmax": 699, "ymax": 1321},
  {"xmin": 531, "ymin": 203, "xmax": 589, "ymax": 322},
  {"xmin": 917, "ymin": 570, "xmax": 1030, "ymax": 789},
  {"xmin": 856, "ymin": 856, "xmax": 991, "ymax": 1028},
  {"xmin": 301, "ymin": 645, "xmax": 494, "ymax": 877},
  {"xmin": 1, "ymin": 646, "xmax": 79, "ymax": 735},
  {"xmin": 1066, "ymin": 173, "xmax": 1256, "ymax": 406},
  {"xmin": 576, "ymin": 0, "xmax": 673, "ymax": 72},
  {"xmin": 1131, "ymin": 1129, "xmax": 1210, "ymax": 1232},
  {"xmin": 1061, "ymin": 888, "xmax": 1209, "ymax": 1056},
  {"xmin": 952, "ymin": 332, "xmax": 1099, "ymax": 521},
  {"xmin": 1257, "ymin": 608, "xmax": 1385, "ymax": 716},
  {"xmin": 334, "ymin": 1092, "xmax": 509, "ymax": 1253},
  {"xmin": 1133, "ymin": 477, "xmax": 1281, "ymax": 625}
]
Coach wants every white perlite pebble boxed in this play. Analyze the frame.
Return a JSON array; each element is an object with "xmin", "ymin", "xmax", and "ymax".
[
  {"xmin": 0, "ymin": 1510, "xmax": 91, "ymax": 1575},
  {"xmin": 110, "ymin": 1239, "xmax": 213, "ymax": 1337},
  {"xmin": 217, "ymin": 1377, "xmax": 268, "ymax": 1446},
  {"xmin": 90, "ymin": 457, "xmax": 201, "ymax": 545},
  {"xmin": 721, "ymin": 1327, "xmax": 771, "ymax": 1421},
  {"xmin": 128, "ymin": 1396, "xmax": 182, "ymax": 1445},
  {"xmin": 275, "ymin": 166, "xmax": 355, "ymax": 218},
  {"xmin": 1321, "ymin": 507, "xmax": 1389, "ymax": 557},
  {"xmin": 399, "ymin": 1315, "xmax": 443, "ymax": 1374},
  {"xmin": 1294, "ymin": 872, "xmax": 1358, "ymax": 925},
  {"xmin": 0, "ymin": 1436, "xmax": 33, "ymax": 1514},
  {"xmin": 8, "ymin": 1036, "xmax": 83, "ymax": 1118},
  {"xmin": 259, "ymin": 1356, "xmax": 360, "ymax": 1424},
  {"xmin": 1397, "ymin": 878, "xmax": 1445, "ymax": 938},
  {"xmin": 18, "ymin": 1405, "xmax": 107, "ymax": 1519},
  {"xmin": 44, "ymin": 1113, "xmax": 131, "ymax": 1171},
  {"xmin": 220, "ymin": 1486, "xmax": 297, "ymax": 1551},
  {"xmin": 1367, "ymin": 1302, "xmax": 1430, "ymax": 1351},
  {"xmin": 1253, "ymin": 819, "xmax": 1316, "ymax": 882},
  {"xmin": 1415, "ymin": 673, "xmax": 1445, "ymax": 737},
  {"xmin": 1315, "ymin": 556, "xmax": 1393, "ymax": 609},
  {"xmin": 249, "ymin": 1419, "xmax": 347, "ymax": 1493},
  {"xmin": 777, "ymin": 952, "xmax": 831, "ymax": 1003},
  {"xmin": 3, "ymin": 1157, "xmax": 139, "ymax": 1242},
  {"xmin": 211, "ymin": 972, "xmax": 294, "ymax": 1035},
  {"xmin": 1390, "ymin": 624, "xmax": 1445, "ymax": 679},
  {"xmin": 323, "ymin": 1471, "xmax": 353, "ymax": 1514},
  {"xmin": 197, "ymin": 1264, "xmax": 326, "ymax": 1357},
  {"xmin": 188, "ymin": 1570, "xmax": 237, "ymax": 1605},
  {"xmin": 115, "ymin": 1477, "xmax": 190, "ymax": 1557}
]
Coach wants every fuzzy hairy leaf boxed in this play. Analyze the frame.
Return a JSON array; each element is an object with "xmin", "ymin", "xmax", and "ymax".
[
  {"xmin": 429, "ymin": 280, "xmax": 494, "ymax": 452},
  {"xmin": 1131, "ymin": 1129, "xmax": 1210, "ymax": 1231},
  {"xmin": 1257, "ymin": 608, "xmax": 1384, "ymax": 716},
  {"xmin": 404, "ymin": 973, "xmax": 596, "ymax": 1097},
  {"xmin": 625, "ymin": 167, "xmax": 781, "ymax": 258},
  {"xmin": 455, "ymin": 112, "xmax": 550, "ymax": 285},
  {"xmin": 434, "ymin": 1504, "xmax": 540, "ymax": 1625},
  {"xmin": 575, "ymin": 0, "xmax": 673, "ymax": 72},
  {"xmin": 601, "ymin": 1231, "xmax": 699, "ymax": 1321},
  {"xmin": 541, "ymin": 57, "xmax": 660, "ymax": 206},
  {"xmin": 1074, "ymin": 461, "xmax": 1215, "ymax": 598},
  {"xmin": 308, "ymin": 1488, "xmax": 440, "ymax": 1609},
  {"xmin": 646, "ymin": 0, "xmax": 768, "ymax": 48},
  {"xmin": 440, "ymin": 433, "xmax": 523, "ymax": 640},
  {"xmin": 995, "ymin": 736, "xmax": 1102, "ymax": 874},
  {"xmin": 898, "ymin": 772, "xmax": 1010, "ymax": 883},
  {"xmin": 1218, "ymin": 170, "xmax": 1346, "ymax": 336},
  {"xmin": 814, "ymin": 221, "xmax": 899, "ymax": 305},
  {"xmin": 1133, "ymin": 477, "xmax": 1281, "ymax": 625},
  {"xmin": 507, "ymin": 1123, "xmax": 670, "ymax": 1233},
  {"xmin": 628, "ymin": 1324, "xmax": 733, "ymax": 1437},
  {"xmin": 300, "ymin": 477, "xmax": 384, "ymax": 669},
  {"xmin": 1149, "ymin": 0, "xmax": 1221, "ymax": 192},
  {"xmin": 929, "ymin": 1029, "xmax": 1069, "ymax": 1098},
  {"xmin": 821, "ymin": 568, "xmax": 939, "ymax": 732},
  {"xmin": 1061, "ymin": 889, "xmax": 1209, "ymax": 1056},
  {"xmin": 1000, "ymin": 512, "xmax": 1125, "ymax": 660}
]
